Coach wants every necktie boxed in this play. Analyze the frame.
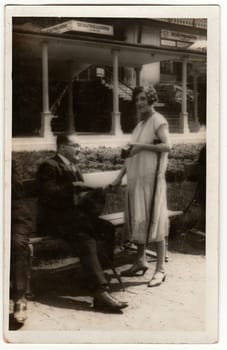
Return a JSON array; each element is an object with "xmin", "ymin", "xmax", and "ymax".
[{"xmin": 69, "ymin": 163, "xmax": 78, "ymax": 180}]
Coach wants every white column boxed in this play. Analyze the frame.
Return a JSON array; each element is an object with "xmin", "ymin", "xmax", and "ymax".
[
  {"xmin": 180, "ymin": 58, "xmax": 190, "ymax": 133},
  {"xmin": 42, "ymin": 42, "xmax": 50, "ymax": 113},
  {"xmin": 193, "ymin": 70, "xmax": 200, "ymax": 131},
  {"xmin": 111, "ymin": 49, "xmax": 122, "ymax": 135},
  {"xmin": 135, "ymin": 66, "xmax": 142, "ymax": 86},
  {"xmin": 40, "ymin": 41, "xmax": 54, "ymax": 138},
  {"xmin": 67, "ymin": 62, "xmax": 75, "ymax": 133}
]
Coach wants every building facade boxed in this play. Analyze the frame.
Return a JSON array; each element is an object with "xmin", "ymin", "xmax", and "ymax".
[{"xmin": 12, "ymin": 17, "xmax": 207, "ymax": 150}]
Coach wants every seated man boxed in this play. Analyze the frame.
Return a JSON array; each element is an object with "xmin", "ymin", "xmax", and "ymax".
[
  {"xmin": 11, "ymin": 160, "xmax": 32, "ymax": 324},
  {"xmin": 36, "ymin": 133, "xmax": 128, "ymax": 313}
]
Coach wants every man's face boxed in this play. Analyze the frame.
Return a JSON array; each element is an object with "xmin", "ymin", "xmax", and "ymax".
[{"xmin": 60, "ymin": 136, "xmax": 80, "ymax": 163}]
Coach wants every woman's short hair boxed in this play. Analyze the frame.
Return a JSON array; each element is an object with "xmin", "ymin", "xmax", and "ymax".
[{"xmin": 132, "ymin": 85, "xmax": 158, "ymax": 105}]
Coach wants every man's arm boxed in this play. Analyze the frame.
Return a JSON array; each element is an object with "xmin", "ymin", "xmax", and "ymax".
[
  {"xmin": 37, "ymin": 162, "xmax": 74, "ymax": 203},
  {"xmin": 111, "ymin": 164, "xmax": 126, "ymax": 187}
]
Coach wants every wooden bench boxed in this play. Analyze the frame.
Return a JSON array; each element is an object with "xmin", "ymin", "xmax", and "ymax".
[{"xmin": 23, "ymin": 170, "xmax": 183, "ymax": 296}]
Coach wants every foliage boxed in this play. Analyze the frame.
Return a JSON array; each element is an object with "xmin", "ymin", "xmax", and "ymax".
[{"xmin": 12, "ymin": 143, "xmax": 205, "ymax": 181}]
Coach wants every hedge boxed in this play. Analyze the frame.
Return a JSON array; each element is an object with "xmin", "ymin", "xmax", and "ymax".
[{"xmin": 12, "ymin": 143, "xmax": 205, "ymax": 182}]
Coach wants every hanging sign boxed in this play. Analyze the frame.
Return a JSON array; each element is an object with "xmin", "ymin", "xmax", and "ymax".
[
  {"xmin": 42, "ymin": 20, "xmax": 114, "ymax": 36},
  {"xmin": 160, "ymin": 29, "xmax": 206, "ymax": 49}
]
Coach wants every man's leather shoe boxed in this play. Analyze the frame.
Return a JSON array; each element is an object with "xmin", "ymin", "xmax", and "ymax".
[
  {"xmin": 14, "ymin": 298, "xmax": 27, "ymax": 324},
  {"xmin": 109, "ymin": 294, "xmax": 128, "ymax": 308},
  {"xmin": 94, "ymin": 290, "xmax": 128, "ymax": 312}
]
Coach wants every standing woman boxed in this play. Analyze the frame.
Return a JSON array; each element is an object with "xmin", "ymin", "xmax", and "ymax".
[{"xmin": 112, "ymin": 86, "xmax": 171, "ymax": 287}]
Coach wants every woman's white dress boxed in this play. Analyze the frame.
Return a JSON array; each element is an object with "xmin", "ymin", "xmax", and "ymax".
[{"xmin": 125, "ymin": 112, "xmax": 169, "ymax": 244}]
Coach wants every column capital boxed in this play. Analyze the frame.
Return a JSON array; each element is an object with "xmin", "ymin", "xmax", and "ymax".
[
  {"xmin": 111, "ymin": 48, "xmax": 120, "ymax": 54},
  {"xmin": 135, "ymin": 65, "xmax": 142, "ymax": 71},
  {"xmin": 181, "ymin": 56, "xmax": 189, "ymax": 63},
  {"xmin": 40, "ymin": 40, "xmax": 49, "ymax": 47}
]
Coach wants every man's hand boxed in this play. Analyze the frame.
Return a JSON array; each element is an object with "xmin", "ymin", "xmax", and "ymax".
[
  {"xmin": 72, "ymin": 181, "xmax": 88, "ymax": 188},
  {"xmin": 111, "ymin": 178, "xmax": 121, "ymax": 187}
]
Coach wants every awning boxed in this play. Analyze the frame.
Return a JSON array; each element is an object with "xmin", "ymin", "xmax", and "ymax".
[
  {"xmin": 188, "ymin": 40, "xmax": 207, "ymax": 51},
  {"xmin": 14, "ymin": 29, "xmax": 207, "ymax": 70}
]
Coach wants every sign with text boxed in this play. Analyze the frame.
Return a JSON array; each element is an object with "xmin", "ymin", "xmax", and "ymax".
[
  {"xmin": 160, "ymin": 29, "xmax": 206, "ymax": 49},
  {"xmin": 42, "ymin": 20, "xmax": 114, "ymax": 36}
]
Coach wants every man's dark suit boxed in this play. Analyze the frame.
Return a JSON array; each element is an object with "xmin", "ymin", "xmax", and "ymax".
[
  {"xmin": 11, "ymin": 160, "xmax": 32, "ymax": 301},
  {"xmin": 36, "ymin": 154, "xmax": 115, "ymax": 292}
]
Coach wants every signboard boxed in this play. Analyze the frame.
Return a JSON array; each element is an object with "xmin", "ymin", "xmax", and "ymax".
[
  {"xmin": 176, "ymin": 41, "xmax": 190, "ymax": 48},
  {"xmin": 160, "ymin": 39, "xmax": 176, "ymax": 47},
  {"xmin": 160, "ymin": 29, "xmax": 206, "ymax": 50},
  {"xmin": 42, "ymin": 20, "xmax": 114, "ymax": 36}
]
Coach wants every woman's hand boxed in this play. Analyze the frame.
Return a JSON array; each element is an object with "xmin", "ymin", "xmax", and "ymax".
[{"xmin": 129, "ymin": 144, "xmax": 143, "ymax": 157}]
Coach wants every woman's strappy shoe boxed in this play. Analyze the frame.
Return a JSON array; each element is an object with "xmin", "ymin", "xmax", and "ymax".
[
  {"xmin": 121, "ymin": 263, "xmax": 149, "ymax": 277},
  {"xmin": 148, "ymin": 271, "xmax": 167, "ymax": 287}
]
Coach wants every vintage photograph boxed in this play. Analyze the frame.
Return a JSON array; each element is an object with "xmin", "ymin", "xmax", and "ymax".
[{"xmin": 3, "ymin": 4, "xmax": 219, "ymax": 344}]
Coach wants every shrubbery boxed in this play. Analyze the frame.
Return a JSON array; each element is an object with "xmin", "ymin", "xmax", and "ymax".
[{"xmin": 12, "ymin": 143, "xmax": 205, "ymax": 181}]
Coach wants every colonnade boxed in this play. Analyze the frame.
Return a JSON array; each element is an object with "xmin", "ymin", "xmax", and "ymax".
[{"xmin": 41, "ymin": 41, "xmax": 201, "ymax": 137}]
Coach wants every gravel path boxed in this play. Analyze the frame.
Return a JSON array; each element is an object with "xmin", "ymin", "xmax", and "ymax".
[{"xmin": 7, "ymin": 244, "xmax": 206, "ymax": 343}]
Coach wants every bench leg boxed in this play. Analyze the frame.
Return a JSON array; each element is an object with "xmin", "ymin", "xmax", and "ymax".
[
  {"xmin": 99, "ymin": 250, "xmax": 125, "ymax": 292},
  {"xmin": 109, "ymin": 263, "xmax": 125, "ymax": 292}
]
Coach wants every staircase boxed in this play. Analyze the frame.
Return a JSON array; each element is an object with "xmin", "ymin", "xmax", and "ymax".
[
  {"xmin": 101, "ymin": 78, "xmax": 133, "ymax": 102},
  {"xmin": 50, "ymin": 66, "xmax": 198, "ymax": 134},
  {"xmin": 155, "ymin": 83, "xmax": 197, "ymax": 133}
]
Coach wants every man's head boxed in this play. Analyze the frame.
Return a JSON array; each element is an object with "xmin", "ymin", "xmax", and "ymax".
[{"xmin": 56, "ymin": 133, "xmax": 80, "ymax": 163}]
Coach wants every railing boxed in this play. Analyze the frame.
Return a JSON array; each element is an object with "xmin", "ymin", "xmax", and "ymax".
[
  {"xmin": 51, "ymin": 84, "xmax": 69, "ymax": 115},
  {"xmin": 153, "ymin": 18, "xmax": 207, "ymax": 29},
  {"xmin": 105, "ymin": 67, "xmax": 133, "ymax": 92},
  {"xmin": 104, "ymin": 67, "xmax": 133, "ymax": 101},
  {"xmin": 51, "ymin": 65, "xmax": 134, "ymax": 115}
]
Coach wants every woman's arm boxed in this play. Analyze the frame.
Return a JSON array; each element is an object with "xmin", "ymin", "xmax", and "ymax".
[
  {"xmin": 111, "ymin": 163, "xmax": 126, "ymax": 186},
  {"xmin": 130, "ymin": 124, "xmax": 171, "ymax": 156}
]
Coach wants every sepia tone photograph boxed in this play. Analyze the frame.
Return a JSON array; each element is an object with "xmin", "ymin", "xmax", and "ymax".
[{"xmin": 3, "ymin": 4, "xmax": 219, "ymax": 344}]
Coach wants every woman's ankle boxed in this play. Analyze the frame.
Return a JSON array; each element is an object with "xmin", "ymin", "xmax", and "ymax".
[{"xmin": 155, "ymin": 264, "xmax": 165, "ymax": 274}]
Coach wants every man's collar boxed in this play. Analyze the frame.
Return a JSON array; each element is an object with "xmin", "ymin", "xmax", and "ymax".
[{"xmin": 57, "ymin": 153, "xmax": 71, "ymax": 167}]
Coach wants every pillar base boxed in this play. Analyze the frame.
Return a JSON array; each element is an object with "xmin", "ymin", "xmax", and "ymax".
[
  {"xmin": 179, "ymin": 112, "xmax": 190, "ymax": 134},
  {"xmin": 111, "ymin": 112, "xmax": 123, "ymax": 135},
  {"xmin": 40, "ymin": 112, "xmax": 55, "ymax": 138},
  {"xmin": 194, "ymin": 118, "xmax": 200, "ymax": 132}
]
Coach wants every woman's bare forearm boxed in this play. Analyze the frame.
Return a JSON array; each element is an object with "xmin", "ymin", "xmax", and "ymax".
[{"xmin": 135, "ymin": 143, "xmax": 171, "ymax": 153}]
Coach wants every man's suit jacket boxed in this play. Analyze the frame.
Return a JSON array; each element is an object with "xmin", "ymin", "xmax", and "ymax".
[
  {"xmin": 11, "ymin": 160, "xmax": 32, "ymax": 238},
  {"xmin": 36, "ymin": 154, "xmax": 83, "ymax": 235}
]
